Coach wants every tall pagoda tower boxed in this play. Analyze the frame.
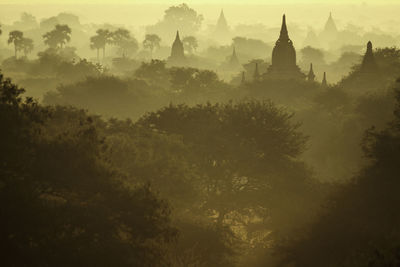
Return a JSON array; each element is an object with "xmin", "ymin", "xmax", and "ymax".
[
  {"xmin": 324, "ymin": 12, "xmax": 338, "ymax": 35},
  {"xmin": 307, "ymin": 63, "xmax": 316, "ymax": 82},
  {"xmin": 213, "ymin": 9, "xmax": 231, "ymax": 43},
  {"xmin": 319, "ymin": 12, "xmax": 339, "ymax": 48},
  {"xmin": 360, "ymin": 41, "xmax": 378, "ymax": 73},
  {"xmin": 266, "ymin": 15, "xmax": 305, "ymax": 79},
  {"xmin": 168, "ymin": 31, "xmax": 186, "ymax": 66}
]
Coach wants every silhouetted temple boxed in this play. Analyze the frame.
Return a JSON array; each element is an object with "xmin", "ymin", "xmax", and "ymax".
[
  {"xmin": 266, "ymin": 15, "xmax": 305, "ymax": 79},
  {"xmin": 227, "ymin": 47, "xmax": 242, "ymax": 70},
  {"xmin": 307, "ymin": 63, "xmax": 316, "ymax": 82},
  {"xmin": 320, "ymin": 12, "xmax": 338, "ymax": 47},
  {"xmin": 219, "ymin": 46, "xmax": 243, "ymax": 72},
  {"xmin": 214, "ymin": 9, "xmax": 231, "ymax": 43},
  {"xmin": 168, "ymin": 31, "xmax": 186, "ymax": 66},
  {"xmin": 322, "ymin": 72, "xmax": 328, "ymax": 87},
  {"xmin": 324, "ymin": 12, "xmax": 338, "ymax": 35},
  {"xmin": 360, "ymin": 41, "xmax": 378, "ymax": 73}
]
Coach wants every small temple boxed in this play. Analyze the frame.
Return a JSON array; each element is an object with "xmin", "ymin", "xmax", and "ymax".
[
  {"xmin": 324, "ymin": 12, "xmax": 338, "ymax": 35},
  {"xmin": 360, "ymin": 41, "xmax": 378, "ymax": 73},
  {"xmin": 319, "ymin": 12, "xmax": 339, "ymax": 48},
  {"xmin": 213, "ymin": 9, "xmax": 231, "ymax": 43},
  {"xmin": 307, "ymin": 63, "xmax": 316, "ymax": 82},
  {"xmin": 266, "ymin": 14, "xmax": 305, "ymax": 79},
  {"xmin": 322, "ymin": 72, "xmax": 328, "ymax": 87},
  {"xmin": 168, "ymin": 31, "xmax": 186, "ymax": 66}
]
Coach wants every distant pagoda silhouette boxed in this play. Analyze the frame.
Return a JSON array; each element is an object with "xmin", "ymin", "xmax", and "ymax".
[
  {"xmin": 168, "ymin": 30, "xmax": 186, "ymax": 66},
  {"xmin": 266, "ymin": 14, "xmax": 305, "ymax": 79},
  {"xmin": 227, "ymin": 47, "xmax": 242, "ymax": 70},
  {"xmin": 360, "ymin": 41, "xmax": 378, "ymax": 73},
  {"xmin": 219, "ymin": 46, "xmax": 243, "ymax": 72},
  {"xmin": 213, "ymin": 9, "xmax": 231, "ymax": 43},
  {"xmin": 322, "ymin": 72, "xmax": 328, "ymax": 87},
  {"xmin": 319, "ymin": 12, "xmax": 339, "ymax": 48},
  {"xmin": 324, "ymin": 12, "xmax": 338, "ymax": 35},
  {"xmin": 307, "ymin": 63, "xmax": 316, "ymax": 82}
]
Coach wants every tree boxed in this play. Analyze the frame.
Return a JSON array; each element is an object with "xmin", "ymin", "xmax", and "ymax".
[
  {"xmin": 90, "ymin": 35, "xmax": 102, "ymax": 62},
  {"xmin": 182, "ymin": 36, "xmax": 198, "ymax": 54},
  {"xmin": 112, "ymin": 28, "xmax": 138, "ymax": 57},
  {"xmin": 271, "ymin": 79, "xmax": 400, "ymax": 267},
  {"xmin": 20, "ymin": 37, "xmax": 34, "ymax": 57},
  {"xmin": 90, "ymin": 29, "xmax": 112, "ymax": 61},
  {"xmin": 43, "ymin": 24, "xmax": 72, "ymax": 49},
  {"xmin": 300, "ymin": 46, "xmax": 326, "ymax": 65},
  {"xmin": 143, "ymin": 34, "xmax": 161, "ymax": 58},
  {"xmin": 0, "ymin": 72, "xmax": 177, "ymax": 266},
  {"xmin": 163, "ymin": 3, "xmax": 203, "ymax": 34},
  {"xmin": 8, "ymin": 30, "xmax": 24, "ymax": 58},
  {"xmin": 137, "ymin": 101, "xmax": 317, "ymax": 238},
  {"xmin": 134, "ymin": 59, "xmax": 169, "ymax": 86}
]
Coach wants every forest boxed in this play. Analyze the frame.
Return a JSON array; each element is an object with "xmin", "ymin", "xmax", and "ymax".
[{"xmin": 1, "ymin": 2, "xmax": 400, "ymax": 266}]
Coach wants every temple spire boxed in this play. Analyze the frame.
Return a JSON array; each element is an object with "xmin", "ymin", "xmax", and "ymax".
[
  {"xmin": 322, "ymin": 72, "xmax": 328, "ymax": 87},
  {"xmin": 279, "ymin": 14, "xmax": 289, "ymax": 40},
  {"xmin": 360, "ymin": 41, "xmax": 377, "ymax": 73},
  {"xmin": 307, "ymin": 63, "xmax": 316, "ymax": 82},
  {"xmin": 175, "ymin": 31, "xmax": 181, "ymax": 42},
  {"xmin": 228, "ymin": 46, "xmax": 240, "ymax": 69}
]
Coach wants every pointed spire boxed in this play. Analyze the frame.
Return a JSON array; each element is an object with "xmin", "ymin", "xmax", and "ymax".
[
  {"xmin": 175, "ymin": 30, "xmax": 181, "ymax": 42},
  {"xmin": 170, "ymin": 30, "xmax": 185, "ymax": 62},
  {"xmin": 307, "ymin": 63, "xmax": 315, "ymax": 82},
  {"xmin": 324, "ymin": 12, "xmax": 338, "ymax": 34},
  {"xmin": 253, "ymin": 63, "xmax": 260, "ymax": 81},
  {"xmin": 360, "ymin": 41, "xmax": 377, "ymax": 73},
  {"xmin": 322, "ymin": 72, "xmax": 328, "ymax": 87},
  {"xmin": 366, "ymin": 41, "xmax": 373, "ymax": 54},
  {"xmin": 229, "ymin": 46, "xmax": 240, "ymax": 67},
  {"xmin": 279, "ymin": 14, "xmax": 289, "ymax": 40},
  {"xmin": 217, "ymin": 8, "xmax": 228, "ymax": 29}
]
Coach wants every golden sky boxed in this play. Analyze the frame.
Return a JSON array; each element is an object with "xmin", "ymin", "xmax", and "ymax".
[{"xmin": 1, "ymin": 0, "xmax": 399, "ymax": 4}]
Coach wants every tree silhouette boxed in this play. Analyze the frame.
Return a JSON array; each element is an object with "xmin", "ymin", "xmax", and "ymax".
[
  {"xmin": 7, "ymin": 30, "xmax": 24, "ymax": 58},
  {"xmin": 112, "ymin": 28, "xmax": 138, "ymax": 57},
  {"xmin": 43, "ymin": 24, "xmax": 72, "ymax": 49},
  {"xmin": 182, "ymin": 36, "xmax": 198, "ymax": 54},
  {"xmin": 0, "ymin": 72, "xmax": 177, "ymax": 266},
  {"xmin": 143, "ymin": 34, "xmax": 161, "ymax": 58},
  {"xmin": 90, "ymin": 35, "xmax": 102, "ymax": 62},
  {"xmin": 90, "ymin": 29, "xmax": 112, "ymax": 61},
  {"xmin": 163, "ymin": 3, "xmax": 203, "ymax": 34},
  {"xmin": 20, "ymin": 37, "xmax": 34, "ymax": 57}
]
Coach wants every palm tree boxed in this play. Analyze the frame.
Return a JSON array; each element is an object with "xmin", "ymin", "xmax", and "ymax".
[
  {"xmin": 8, "ymin": 31, "xmax": 24, "ymax": 58},
  {"xmin": 43, "ymin": 24, "xmax": 71, "ymax": 49},
  {"xmin": 143, "ymin": 34, "xmax": 161, "ymax": 58},
  {"xmin": 112, "ymin": 28, "xmax": 131, "ymax": 57},
  {"xmin": 21, "ymin": 37, "xmax": 34, "ymax": 57},
  {"xmin": 90, "ymin": 35, "xmax": 102, "ymax": 62},
  {"xmin": 90, "ymin": 29, "xmax": 112, "ymax": 61}
]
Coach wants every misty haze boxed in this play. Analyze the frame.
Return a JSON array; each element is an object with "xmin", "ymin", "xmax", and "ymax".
[{"xmin": 1, "ymin": 1, "xmax": 400, "ymax": 266}]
